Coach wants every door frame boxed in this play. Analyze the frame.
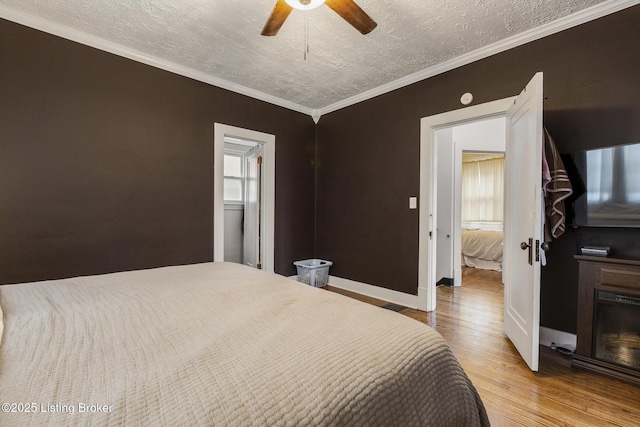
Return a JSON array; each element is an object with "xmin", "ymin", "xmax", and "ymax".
[
  {"xmin": 214, "ymin": 123, "xmax": 275, "ymax": 272},
  {"xmin": 418, "ymin": 97, "xmax": 514, "ymax": 311}
]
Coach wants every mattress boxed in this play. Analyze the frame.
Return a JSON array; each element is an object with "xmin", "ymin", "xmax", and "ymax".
[
  {"xmin": 0, "ymin": 262, "xmax": 488, "ymax": 426},
  {"xmin": 462, "ymin": 229, "xmax": 504, "ymax": 263}
]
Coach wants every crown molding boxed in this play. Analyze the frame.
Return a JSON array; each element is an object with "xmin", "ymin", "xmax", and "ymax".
[
  {"xmin": 0, "ymin": 4, "xmax": 314, "ymax": 117},
  {"xmin": 2, "ymin": 0, "xmax": 638, "ymax": 121},
  {"xmin": 316, "ymin": 0, "xmax": 640, "ymax": 117}
]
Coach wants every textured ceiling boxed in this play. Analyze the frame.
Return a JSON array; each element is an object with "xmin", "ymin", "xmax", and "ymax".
[{"xmin": 0, "ymin": 0, "xmax": 628, "ymax": 116}]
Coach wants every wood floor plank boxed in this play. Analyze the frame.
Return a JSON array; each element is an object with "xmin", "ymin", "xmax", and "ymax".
[{"xmin": 327, "ymin": 267, "xmax": 640, "ymax": 426}]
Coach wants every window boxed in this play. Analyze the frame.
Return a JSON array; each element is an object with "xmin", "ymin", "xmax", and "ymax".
[
  {"xmin": 461, "ymin": 156, "xmax": 504, "ymax": 223},
  {"xmin": 224, "ymin": 154, "xmax": 244, "ymax": 202}
]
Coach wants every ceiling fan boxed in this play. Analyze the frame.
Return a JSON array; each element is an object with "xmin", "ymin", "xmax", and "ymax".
[{"xmin": 261, "ymin": 0, "xmax": 377, "ymax": 37}]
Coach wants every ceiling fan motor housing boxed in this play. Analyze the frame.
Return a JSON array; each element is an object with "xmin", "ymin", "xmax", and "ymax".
[
  {"xmin": 263, "ymin": 0, "xmax": 377, "ymax": 36},
  {"xmin": 285, "ymin": 0, "xmax": 324, "ymax": 9}
]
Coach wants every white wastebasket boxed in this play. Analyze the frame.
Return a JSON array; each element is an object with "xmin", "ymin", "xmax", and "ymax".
[{"xmin": 293, "ymin": 259, "xmax": 333, "ymax": 288}]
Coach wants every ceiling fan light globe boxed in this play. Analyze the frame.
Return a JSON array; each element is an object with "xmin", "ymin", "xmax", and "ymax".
[{"xmin": 284, "ymin": 0, "xmax": 326, "ymax": 10}]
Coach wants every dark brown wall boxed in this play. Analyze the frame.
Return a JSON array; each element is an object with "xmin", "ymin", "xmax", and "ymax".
[
  {"xmin": 0, "ymin": 18, "xmax": 316, "ymax": 283},
  {"xmin": 316, "ymin": 6, "xmax": 640, "ymax": 332},
  {"xmin": 4, "ymin": 6, "xmax": 640, "ymax": 334}
]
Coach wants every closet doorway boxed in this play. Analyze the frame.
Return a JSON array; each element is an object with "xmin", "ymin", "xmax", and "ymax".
[
  {"xmin": 434, "ymin": 117, "xmax": 506, "ymax": 288},
  {"xmin": 223, "ymin": 138, "xmax": 263, "ymax": 268},
  {"xmin": 213, "ymin": 123, "xmax": 275, "ymax": 272}
]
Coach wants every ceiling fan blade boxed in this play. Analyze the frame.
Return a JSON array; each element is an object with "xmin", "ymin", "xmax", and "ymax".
[
  {"xmin": 324, "ymin": 0, "xmax": 377, "ymax": 35},
  {"xmin": 261, "ymin": 0, "xmax": 293, "ymax": 36}
]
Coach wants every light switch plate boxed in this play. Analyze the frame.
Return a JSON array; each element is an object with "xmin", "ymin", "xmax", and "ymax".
[{"xmin": 409, "ymin": 197, "xmax": 417, "ymax": 209}]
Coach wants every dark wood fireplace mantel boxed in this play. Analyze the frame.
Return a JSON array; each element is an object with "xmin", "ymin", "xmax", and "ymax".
[{"xmin": 573, "ymin": 255, "xmax": 640, "ymax": 386}]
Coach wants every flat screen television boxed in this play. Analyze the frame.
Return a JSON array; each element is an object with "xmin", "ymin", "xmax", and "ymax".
[{"xmin": 564, "ymin": 141, "xmax": 640, "ymax": 227}]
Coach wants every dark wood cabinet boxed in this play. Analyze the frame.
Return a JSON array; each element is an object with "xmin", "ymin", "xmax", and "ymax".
[{"xmin": 573, "ymin": 256, "xmax": 640, "ymax": 386}]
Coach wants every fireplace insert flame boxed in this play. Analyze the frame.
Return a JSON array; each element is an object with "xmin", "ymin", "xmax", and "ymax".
[{"xmin": 593, "ymin": 290, "xmax": 640, "ymax": 371}]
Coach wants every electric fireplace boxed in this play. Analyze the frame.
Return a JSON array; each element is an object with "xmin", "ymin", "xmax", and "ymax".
[
  {"xmin": 573, "ymin": 256, "xmax": 640, "ymax": 385},
  {"xmin": 593, "ymin": 290, "xmax": 640, "ymax": 371}
]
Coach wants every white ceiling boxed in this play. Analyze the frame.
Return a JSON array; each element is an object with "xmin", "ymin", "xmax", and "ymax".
[{"xmin": 1, "ymin": 0, "xmax": 637, "ymax": 118}]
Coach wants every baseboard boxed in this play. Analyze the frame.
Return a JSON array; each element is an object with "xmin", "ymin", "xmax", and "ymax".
[
  {"xmin": 289, "ymin": 274, "xmax": 419, "ymax": 308},
  {"xmin": 326, "ymin": 275, "xmax": 419, "ymax": 309},
  {"xmin": 540, "ymin": 326, "xmax": 577, "ymax": 351}
]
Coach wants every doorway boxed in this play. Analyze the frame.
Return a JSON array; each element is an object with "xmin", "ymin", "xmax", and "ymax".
[
  {"xmin": 222, "ymin": 138, "xmax": 263, "ymax": 268},
  {"xmin": 434, "ymin": 117, "xmax": 506, "ymax": 288},
  {"xmin": 459, "ymin": 152, "xmax": 505, "ymax": 280},
  {"xmin": 420, "ymin": 72, "xmax": 545, "ymax": 372},
  {"xmin": 418, "ymin": 98, "xmax": 514, "ymax": 311},
  {"xmin": 213, "ymin": 123, "xmax": 275, "ymax": 272}
]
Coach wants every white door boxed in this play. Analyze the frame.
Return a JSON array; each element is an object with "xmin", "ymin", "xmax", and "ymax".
[
  {"xmin": 503, "ymin": 72, "xmax": 544, "ymax": 371},
  {"xmin": 244, "ymin": 145, "xmax": 262, "ymax": 269}
]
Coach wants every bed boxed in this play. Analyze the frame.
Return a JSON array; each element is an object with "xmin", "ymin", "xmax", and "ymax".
[
  {"xmin": 461, "ymin": 229, "xmax": 504, "ymax": 271},
  {"xmin": 0, "ymin": 262, "xmax": 488, "ymax": 426}
]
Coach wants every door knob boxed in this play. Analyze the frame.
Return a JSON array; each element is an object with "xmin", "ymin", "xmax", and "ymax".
[{"xmin": 521, "ymin": 238, "xmax": 533, "ymax": 265}]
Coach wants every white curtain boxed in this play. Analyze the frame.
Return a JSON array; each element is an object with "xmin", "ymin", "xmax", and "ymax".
[{"xmin": 461, "ymin": 157, "xmax": 504, "ymax": 222}]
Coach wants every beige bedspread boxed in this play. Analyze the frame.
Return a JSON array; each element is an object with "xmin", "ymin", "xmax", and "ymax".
[
  {"xmin": 461, "ymin": 229, "xmax": 504, "ymax": 262},
  {"xmin": 0, "ymin": 262, "xmax": 488, "ymax": 426}
]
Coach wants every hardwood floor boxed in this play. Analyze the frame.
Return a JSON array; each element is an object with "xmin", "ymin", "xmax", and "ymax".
[{"xmin": 327, "ymin": 267, "xmax": 640, "ymax": 426}]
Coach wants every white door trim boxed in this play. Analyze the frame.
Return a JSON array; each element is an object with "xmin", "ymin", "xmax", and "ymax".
[
  {"xmin": 214, "ymin": 123, "xmax": 275, "ymax": 273},
  {"xmin": 418, "ymin": 98, "xmax": 514, "ymax": 311}
]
